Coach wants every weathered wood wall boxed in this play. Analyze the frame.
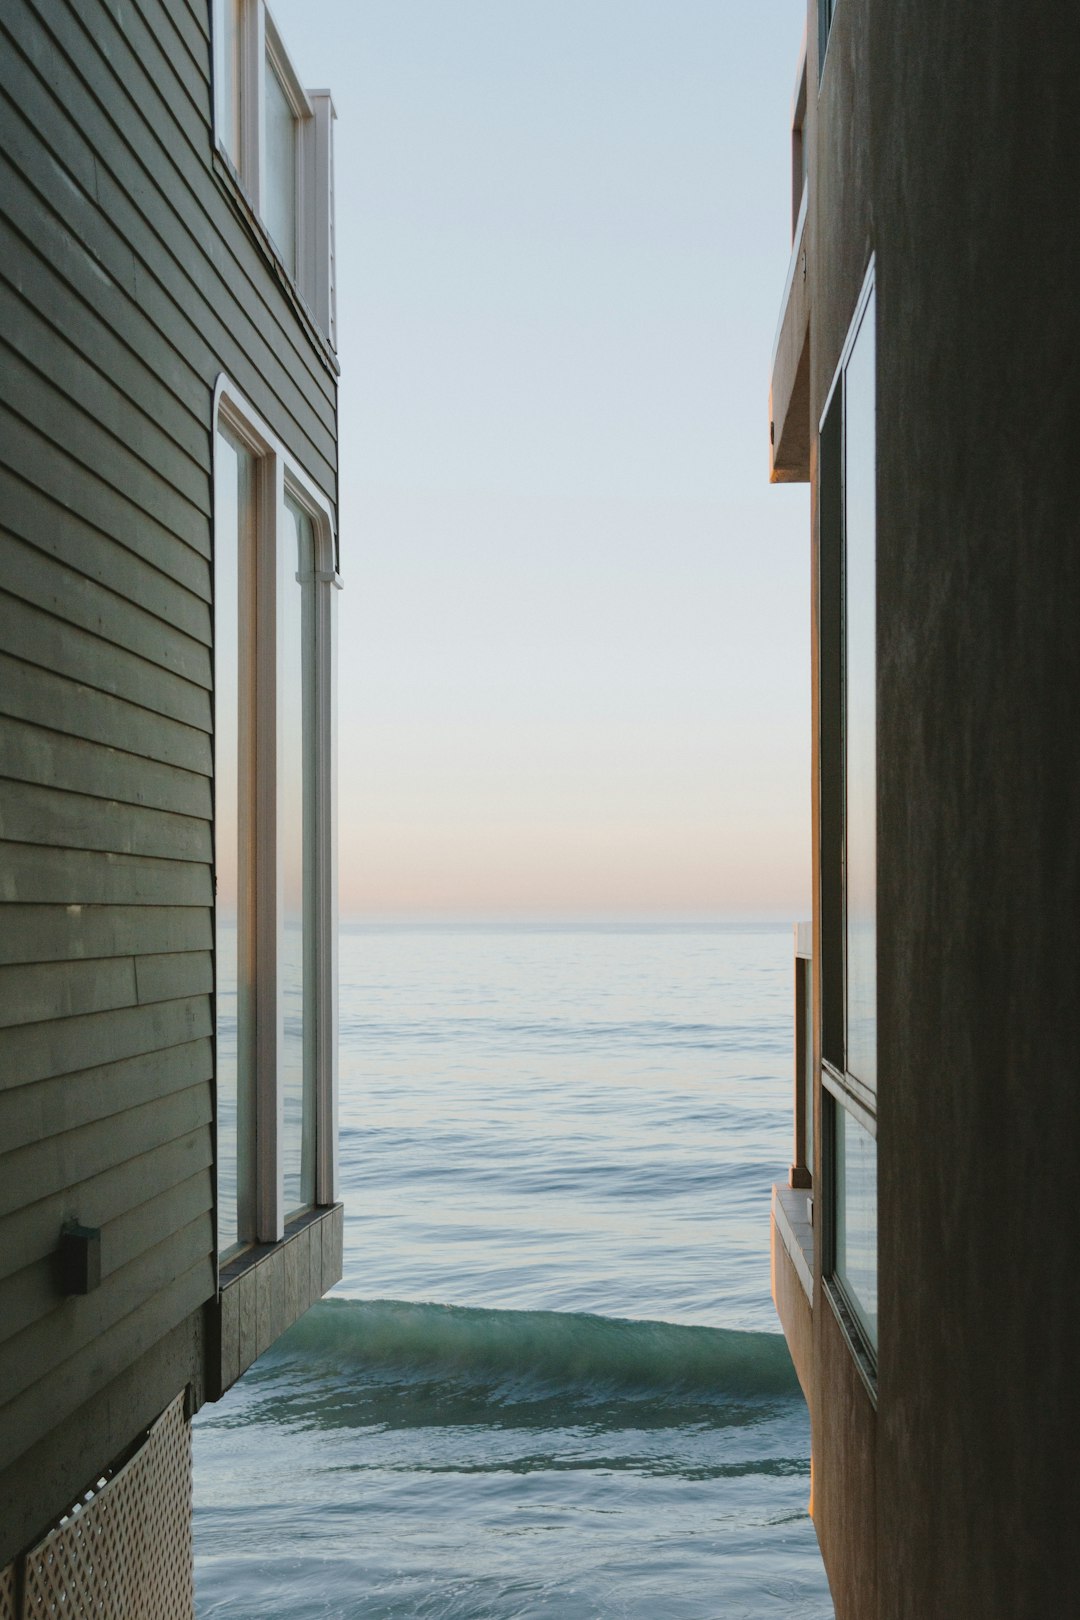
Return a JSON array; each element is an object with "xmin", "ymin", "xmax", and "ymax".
[{"xmin": 0, "ymin": 0, "xmax": 337, "ymax": 1564}]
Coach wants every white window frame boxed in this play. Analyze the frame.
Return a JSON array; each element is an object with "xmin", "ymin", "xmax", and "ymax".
[
  {"xmin": 211, "ymin": 0, "xmax": 337, "ymax": 347},
  {"xmin": 213, "ymin": 375, "xmax": 340, "ymax": 1252}
]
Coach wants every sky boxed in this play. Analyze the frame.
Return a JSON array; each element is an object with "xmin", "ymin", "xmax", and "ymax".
[{"xmin": 269, "ymin": 0, "xmax": 810, "ymax": 921}]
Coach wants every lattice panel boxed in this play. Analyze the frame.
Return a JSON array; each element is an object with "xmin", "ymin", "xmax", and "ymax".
[
  {"xmin": 0, "ymin": 1563, "xmax": 17, "ymax": 1620},
  {"xmin": 21, "ymin": 1394, "xmax": 193, "ymax": 1620}
]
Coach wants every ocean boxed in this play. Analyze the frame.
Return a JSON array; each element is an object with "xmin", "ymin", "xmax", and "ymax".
[{"xmin": 193, "ymin": 923, "xmax": 833, "ymax": 1619}]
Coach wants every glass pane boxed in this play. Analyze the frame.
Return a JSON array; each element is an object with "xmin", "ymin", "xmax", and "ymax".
[
  {"xmin": 220, "ymin": 0, "xmax": 243, "ymax": 166},
  {"xmin": 835, "ymin": 1104, "xmax": 878, "ymax": 1349},
  {"xmin": 281, "ymin": 495, "xmax": 316, "ymax": 1215},
  {"xmin": 264, "ymin": 54, "xmax": 297, "ymax": 277},
  {"xmin": 214, "ymin": 428, "xmax": 254, "ymax": 1255},
  {"xmin": 844, "ymin": 292, "xmax": 876, "ymax": 1090}
]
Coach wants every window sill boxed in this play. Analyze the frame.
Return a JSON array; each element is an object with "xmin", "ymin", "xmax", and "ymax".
[
  {"xmin": 772, "ymin": 1182, "xmax": 814, "ymax": 1302},
  {"xmin": 206, "ymin": 1202, "xmax": 343, "ymax": 1399}
]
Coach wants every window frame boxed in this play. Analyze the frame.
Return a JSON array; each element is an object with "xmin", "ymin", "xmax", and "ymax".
[
  {"xmin": 211, "ymin": 0, "xmax": 337, "ymax": 348},
  {"xmin": 212, "ymin": 375, "xmax": 340, "ymax": 1262},
  {"xmin": 818, "ymin": 260, "xmax": 878, "ymax": 1386},
  {"xmin": 262, "ymin": 22, "xmax": 304, "ymax": 279}
]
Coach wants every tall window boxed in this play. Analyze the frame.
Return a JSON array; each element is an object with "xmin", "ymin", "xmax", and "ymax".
[
  {"xmin": 212, "ymin": 0, "xmax": 337, "ymax": 345},
  {"xmin": 213, "ymin": 384, "xmax": 338, "ymax": 1257},
  {"xmin": 213, "ymin": 426, "xmax": 255, "ymax": 1255},
  {"xmin": 820, "ymin": 267, "xmax": 877, "ymax": 1365},
  {"xmin": 280, "ymin": 494, "xmax": 317, "ymax": 1216}
]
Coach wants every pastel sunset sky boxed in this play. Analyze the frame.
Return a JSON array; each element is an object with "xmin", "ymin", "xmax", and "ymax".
[{"xmin": 271, "ymin": 0, "xmax": 810, "ymax": 919}]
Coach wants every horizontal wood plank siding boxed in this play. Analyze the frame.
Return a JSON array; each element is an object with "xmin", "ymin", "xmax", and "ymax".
[
  {"xmin": 0, "ymin": 588, "xmax": 213, "ymax": 732},
  {"xmin": 0, "ymin": 905, "xmax": 212, "ymax": 968},
  {"xmin": 1, "ymin": 532, "xmax": 212, "ymax": 686},
  {"xmin": 0, "ymin": 461, "xmax": 212, "ymax": 621},
  {"xmin": 0, "ymin": 1168, "xmax": 213, "ymax": 1350},
  {"xmin": 0, "ymin": 952, "xmax": 212, "ymax": 1031},
  {"xmin": 2, "ymin": 3, "xmax": 337, "ymax": 490},
  {"xmin": 0, "ymin": 0, "xmax": 338, "ymax": 1556},
  {"xmin": 0, "ymin": 957, "xmax": 139, "ymax": 1032},
  {"xmin": 0, "ymin": 1255, "xmax": 214, "ymax": 1477},
  {"xmin": 0, "ymin": 782, "xmax": 212, "ymax": 863},
  {"xmin": 0, "ymin": 716, "xmax": 213, "ymax": 820},
  {"xmin": 0, "ymin": 1080, "xmax": 212, "ymax": 1219},
  {"xmin": 0, "ymin": 995, "xmax": 212, "ymax": 1092},
  {"xmin": 0, "ymin": 1127, "xmax": 213, "ymax": 1287},
  {"xmin": 0, "ymin": 1038, "xmax": 214, "ymax": 1153},
  {"xmin": 0, "ymin": 842, "xmax": 214, "ymax": 907},
  {"xmin": 0, "ymin": 653, "xmax": 213, "ymax": 776},
  {"xmin": 0, "ymin": 1088, "xmax": 213, "ymax": 1224}
]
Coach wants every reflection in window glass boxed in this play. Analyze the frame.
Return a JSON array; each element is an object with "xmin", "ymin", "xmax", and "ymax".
[
  {"xmin": 264, "ymin": 54, "xmax": 297, "ymax": 277},
  {"xmin": 844, "ymin": 292, "xmax": 876, "ymax": 1091},
  {"xmin": 281, "ymin": 494, "xmax": 316, "ymax": 1216},
  {"xmin": 835, "ymin": 1105, "xmax": 878, "ymax": 1348},
  {"xmin": 214, "ymin": 428, "xmax": 254, "ymax": 1256}
]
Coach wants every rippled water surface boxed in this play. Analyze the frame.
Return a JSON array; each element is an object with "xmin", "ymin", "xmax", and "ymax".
[{"xmin": 194, "ymin": 924, "xmax": 832, "ymax": 1618}]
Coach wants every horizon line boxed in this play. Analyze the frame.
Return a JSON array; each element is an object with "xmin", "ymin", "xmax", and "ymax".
[{"xmin": 338, "ymin": 909, "xmax": 809, "ymax": 929}]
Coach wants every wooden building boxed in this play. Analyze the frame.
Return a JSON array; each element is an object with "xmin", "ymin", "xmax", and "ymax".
[
  {"xmin": 0, "ymin": 1, "xmax": 343, "ymax": 1609},
  {"xmin": 769, "ymin": 2, "xmax": 1078, "ymax": 1615}
]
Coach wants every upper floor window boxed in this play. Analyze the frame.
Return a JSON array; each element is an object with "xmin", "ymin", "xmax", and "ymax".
[
  {"xmin": 212, "ymin": 0, "xmax": 337, "ymax": 347},
  {"xmin": 263, "ymin": 45, "xmax": 299, "ymax": 279}
]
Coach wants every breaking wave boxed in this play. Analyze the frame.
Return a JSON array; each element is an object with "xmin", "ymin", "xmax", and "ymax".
[{"xmin": 239, "ymin": 1298, "xmax": 801, "ymax": 1437}]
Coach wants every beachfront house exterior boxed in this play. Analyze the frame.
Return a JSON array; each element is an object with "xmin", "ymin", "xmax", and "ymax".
[
  {"xmin": 768, "ymin": 2, "xmax": 1077, "ymax": 1615},
  {"xmin": 0, "ymin": 1, "xmax": 342, "ymax": 1608}
]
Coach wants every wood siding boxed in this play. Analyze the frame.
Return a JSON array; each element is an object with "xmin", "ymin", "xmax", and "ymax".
[{"xmin": 0, "ymin": 0, "xmax": 337, "ymax": 1561}]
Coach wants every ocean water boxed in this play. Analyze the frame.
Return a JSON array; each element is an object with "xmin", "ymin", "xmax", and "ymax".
[{"xmin": 193, "ymin": 924, "xmax": 832, "ymax": 1619}]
